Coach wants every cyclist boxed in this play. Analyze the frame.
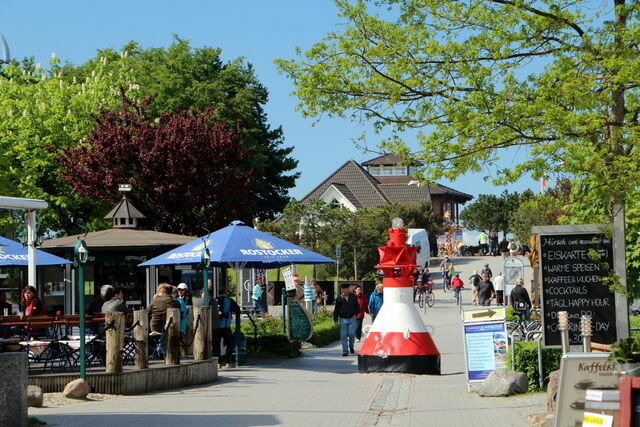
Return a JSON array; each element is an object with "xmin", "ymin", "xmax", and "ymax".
[
  {"xmin": 480, "ymin": 263, "xmax": 493, "ymax": 279},
  {"xmin": 439, "ymin": 256, "xmax": 453, "ymax": 290},
  {"xmin": 451, "ymin": 273, "xmax": 464, "ymax": 304},
  {"xmin": 510, "ymin": 278, "xmax": 532, "ymax": 325}
]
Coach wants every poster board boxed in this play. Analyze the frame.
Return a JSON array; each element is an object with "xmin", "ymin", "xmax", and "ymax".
[
  {"xmin": 503, "ymin": 256, "xmax": 524, "ymax": 298},
  {"xmin": 462, "ymin": 307, "xmax": 508, "ymax": 384},
  {"xmin": 554, "ymin": 352, "xmax": 617, "ymax": 427},
  {"xmin": 534, "ymin": 225, "xmax": 623, "ymax": 347}
]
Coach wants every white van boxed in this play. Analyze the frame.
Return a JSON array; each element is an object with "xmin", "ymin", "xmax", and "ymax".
[{"xmin": 407, "ymin": 228, "xmax": 430, "ymax": 270}]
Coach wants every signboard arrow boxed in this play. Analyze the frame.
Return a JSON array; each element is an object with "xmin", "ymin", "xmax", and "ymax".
[{"xmin": 472, "ymin": 309, "xmax": 496, "ymax": 318}]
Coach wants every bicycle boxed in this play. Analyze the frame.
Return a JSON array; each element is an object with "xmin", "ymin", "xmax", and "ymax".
[
  {"xmin": 453, "ymin": 286, "xmax": 463, "ymax": 306},
  {"xmin": 442, "ymin": 273, "xmax": 451, "ymax": 292},
  {"xmin": 507, "ymin": 315, "xmax": 542, "ymax": 341},
  {"xmin": 416, "ymin": 282, "xmax": 435, "ymax": 308}
]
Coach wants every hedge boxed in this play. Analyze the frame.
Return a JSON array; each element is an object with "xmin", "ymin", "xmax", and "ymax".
[
  {"xmin": 238, "ymin": 308, "xmax": 339, "ymax": 357},
  {"xmin": 507, "ymin": 341, "xmax": 563, "ymax": 392}
]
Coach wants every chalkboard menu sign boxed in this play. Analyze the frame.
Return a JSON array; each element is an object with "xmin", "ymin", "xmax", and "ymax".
[{"xmin": 540, "ymin": 232, "xmax": 616, "ymax": 346}]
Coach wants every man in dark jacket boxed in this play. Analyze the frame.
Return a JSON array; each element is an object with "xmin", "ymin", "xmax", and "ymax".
[
  {"xmin": 476, "ymin": 273, "xmax": 496, "ymax": 306},
  {"xmin": 148, "ymin": 283, "xmax": 180, "ymax": 333},
  {"xmin": 510, "ymin": 278, "xmax": 532, "ymax": 325},
  {"xmin": 333, "ymin": 283, "xmax": 359, "ymax": 356}
]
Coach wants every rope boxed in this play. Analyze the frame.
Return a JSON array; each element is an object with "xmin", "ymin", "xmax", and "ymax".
[
  {"xmin": 125, "ymin": 320, "xmax": 140, "ymax": 333},
  {"xmin": 179, "ymin": 315, "xmax": 201, "ymax": 348}
]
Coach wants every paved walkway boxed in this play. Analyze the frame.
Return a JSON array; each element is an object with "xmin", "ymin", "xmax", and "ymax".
[{"xmin": 30, "ymin": 255, "xmax": 544, "ymax": 427}]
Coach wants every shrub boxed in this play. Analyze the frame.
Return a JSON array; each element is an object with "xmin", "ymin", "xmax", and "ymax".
[
  {"xmin": 308, "ymin": 317, "xmax": 340, "ymax": 347},
  {"xmin": 506, "ymin": 341, "xmax": 562, "ymax": 392}
]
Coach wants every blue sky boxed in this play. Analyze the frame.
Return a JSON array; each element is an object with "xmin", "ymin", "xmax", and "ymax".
[{"xmin": 1, "ymin": 0, "xmax": 538, "ymax": 201}]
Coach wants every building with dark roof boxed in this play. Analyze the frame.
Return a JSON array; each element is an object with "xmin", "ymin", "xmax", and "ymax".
[{"xmin": 300, "ymin": 156, "xmax": 472, "ymax": 223}]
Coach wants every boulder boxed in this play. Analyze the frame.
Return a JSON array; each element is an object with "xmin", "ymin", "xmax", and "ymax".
[
  {"xmin": 478, "ymin": 369, "xmax": 528, "ymax": 397},
  {"xmin": 62, "ymin": 379, "xmax": 90, "ymax": 399},
  {"xmin": 546, "ymin": 369, "xmax": 560, "ymax": 412},
  {"xmin": 27, "ymin": 385, "xmax": 43, "ymax": 407}
]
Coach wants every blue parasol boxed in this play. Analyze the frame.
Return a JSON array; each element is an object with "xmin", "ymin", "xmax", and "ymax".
[
  {"xmin": 139, "ymin": 220, "xmax": 334, "ymax": 269},
  {"xmin": 0, "ymin": 236, "xmax": 72, "ymax": 266}
]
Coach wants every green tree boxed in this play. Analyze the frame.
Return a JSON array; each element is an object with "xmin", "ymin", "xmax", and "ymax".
[
  {"xmin": 276, "ymin": 1, "xmax": 640, "ymax": 211},
  {"xmin": 0, "ymin": 38, "xmax": 298, "ymax": 235},
  {"xmin": 459, "ymin": 191, "xmax": 522, "ymax": 235},
  {"xmin": 69, "ymin": 37, "xmax": 298, "ymax": 222},
  {"xmin": 0, "ymin": 56, "xmax": 136, "ymax": 233}
]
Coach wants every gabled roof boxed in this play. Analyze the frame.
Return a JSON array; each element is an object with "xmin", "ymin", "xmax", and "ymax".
[
  {"xmin": 326, "ymin": 183, "xmax": 362, "ymax": 209},
  {"xmin": 427, "ymin": 183, "xmax": 473, "ymax": 201},
  {"xmin": 379, "ymin": 184, "xmax": 431, "ymax": 204},
  {"xmin": 300, "ymin": 159, "xmax": 389, "ymax": 208},
  {"xmin": 361, "ymin": 153, "xmax": 405, "ymax": 166}
]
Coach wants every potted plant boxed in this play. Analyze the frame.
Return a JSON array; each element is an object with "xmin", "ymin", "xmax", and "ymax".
[{"xmin": 608, "ymin": 337, "xmax": 640, "ymax": 376}]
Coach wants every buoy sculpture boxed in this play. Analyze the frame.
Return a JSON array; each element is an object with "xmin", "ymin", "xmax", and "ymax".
[{"xmin": 358, "ymin": 218, "xmax": 441, "ymax": 374}]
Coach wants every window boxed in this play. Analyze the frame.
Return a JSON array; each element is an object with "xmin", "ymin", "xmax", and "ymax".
[
  {"xmin": 368, "ymin": 166, "xmax": 407, "ymax": 176},
  {"xmin": 330, "ymin": 199, "xmax": 342, "ymax": 209}
]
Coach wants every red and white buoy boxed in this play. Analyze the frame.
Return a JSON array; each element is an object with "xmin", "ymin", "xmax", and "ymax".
[{"xmin": 358, "ymin": 218, "xmax": 441, "ymax": 374}]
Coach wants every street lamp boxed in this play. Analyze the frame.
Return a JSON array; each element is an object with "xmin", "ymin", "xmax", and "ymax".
[
  {"xmin": 74, "ymin": 228, "xmax": 89, "ymax": 380},
  {"xmin": 200, "ymin": 225, "xmax": 211, "ymax": 307}
]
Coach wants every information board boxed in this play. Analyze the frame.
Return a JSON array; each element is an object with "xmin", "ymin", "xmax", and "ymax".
[
  {"xmin": 540, "ymin": 232, "xmax": 616, "ymax": 346},
  {"xmin": 554, "ymin": 353, "xmax": 617, "ymax": 427},
  {"xmin": 462, "ymin": 316, "xmax": 508, "ymax": 382}
]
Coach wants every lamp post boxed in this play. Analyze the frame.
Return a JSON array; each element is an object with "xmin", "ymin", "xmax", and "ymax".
[
  {"xmin": 201, "ymin": 247, "xmax": 211, "ymax": 306},
  {"xmin": 74, "ymin": 236, "xmax": 89, "ymax": 379}
]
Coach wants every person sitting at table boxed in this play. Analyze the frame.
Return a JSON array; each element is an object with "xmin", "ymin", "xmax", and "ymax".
[
  {"xmin": 101, "ymin": 285, "xmax": 129, "ymax": 313},
  {"xmin": 148, "ymin": 283, "xmax": 180, "ymax": 334},
  {"xmin": 20, "ymin": 285, "xmax": 44, "ymax": 316}
]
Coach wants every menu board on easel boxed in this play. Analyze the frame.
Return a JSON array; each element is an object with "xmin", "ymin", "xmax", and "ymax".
[{"xmin": 535, "ymin": 225, "xmax": 618, "ymax": 347}]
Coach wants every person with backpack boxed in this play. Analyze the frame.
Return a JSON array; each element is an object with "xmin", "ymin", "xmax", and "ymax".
[
  {"xmin": 510, "ymin": 278, "xmax": 532, "ymax": 325},
  {"xmin": 468, "ymin": 270, "xmax": 482, "ymax": 305},
  {"xmin": 214, "ymin": 286, "xmax": 240, "ymax": 368}
]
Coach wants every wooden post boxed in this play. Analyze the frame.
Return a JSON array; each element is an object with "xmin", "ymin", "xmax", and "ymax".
[
  {"xmin": 193, "ymin": 305, "xmax": 210, "ymax": 361},
  {"xmin": 105, "ymin": 311, "xmax": 124, "ymax": 374},
  {"xmin": 133, "ymin": 309, "xmax": 149, "ymax": 370},
  {"xmin": 181, "ymin": 306, "xmax": 194, "ymax": 357},
  {"xmin": 165, "ymin": 307, "xmax": 181, "ymax": 365}
]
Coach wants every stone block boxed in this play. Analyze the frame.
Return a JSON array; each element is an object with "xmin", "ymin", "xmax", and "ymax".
[
  {"xmin": 477, "ymin": 368, "xmax": 528, "ymax": 397},
  {"xmin": 0, "ymin": 352, "xmax": 28, "ymax": 427},
  {"xmin": 63, "ymin": 379, "xmax": 90, "ymax": 399},
  {"xmin": 27, "ymin": 385, "xmax": 43, "ymax": 407}
]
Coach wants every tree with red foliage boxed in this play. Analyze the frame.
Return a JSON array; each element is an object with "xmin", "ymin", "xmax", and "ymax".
[{"xmin": 57, "ymin": 93, "xmax": 254, "ymax": 235}]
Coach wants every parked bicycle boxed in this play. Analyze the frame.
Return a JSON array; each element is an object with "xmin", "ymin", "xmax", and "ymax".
[
  {"xmin": 416, "ymin": 282, "xmax": 435, "ymax": 308},
  {"xmin": 507, "ymin": 317, "xmax": 542, "ymax": 341}
]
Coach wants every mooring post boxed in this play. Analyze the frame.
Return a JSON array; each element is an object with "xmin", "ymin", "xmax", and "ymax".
[
  {"xmin": 165, "ymin": 307, "xmax": 181, "ymax": 365},
  {"xmin": 133, "ymin": 309, "xmax": 149, "ymax": 369},
  {"xmin": 193, "ymin": 305, "xmax": 210, "ymax": 361},
  {"xmin": 182, "ymin": 305, "xmax": 194, "ymax": 357},
  {"xmin": 105, "ymin": 311, "xmax": 125, "ymax": 373}
]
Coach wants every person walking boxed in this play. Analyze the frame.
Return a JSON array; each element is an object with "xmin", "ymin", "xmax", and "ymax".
[
  {"xmin": 499, "ymin": 237, "xmax": 509, "ymax": 259},
  {"xmin": 468, "ymin": 269, "xmax": 481, "ymax": 305},
  {"xmin": 312, "ymin": 280, "xmax": 324, "ymax": 314},
  {"xmin": 353, "ymin": 285, "xmax": 369, "ymax": 342},
  {"xmin": 480, "ymin": 263, "xmax": 493, "ymax": 279},
  {"xmin": 510, "ymin": 278, "xmax": 532, "ymax": 325},
  {"xmin": 251, "ymin": 279, "xmax": 266, "ymax": 314},
  {"xmin": 215, "ymin": 286, "xmax": 240, "ymax": 367},
  {"xmin": 476, "ymin": 273, "xmax": 496, "ymax": 306},
  {"xmin": 478, "ymin": 231, "xmax": 489, "ymax": 255},
  {"xmin": 368, "ymin": 284, "xmax": 383, "ymax": 322},
  {"xmin": 489, "ymin": 229, "xmax": 499, "ymax": 256},
  {"xmin": 493, "ymin": 272, "xmax": 505, "ymax": 306},
  {"xmin": 508, "ymin": 240, "xmax": 519, "ymax": 257},
  {"xmin": 333, "ymin": 283, "xmax": 359, "ymax": 356}
]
